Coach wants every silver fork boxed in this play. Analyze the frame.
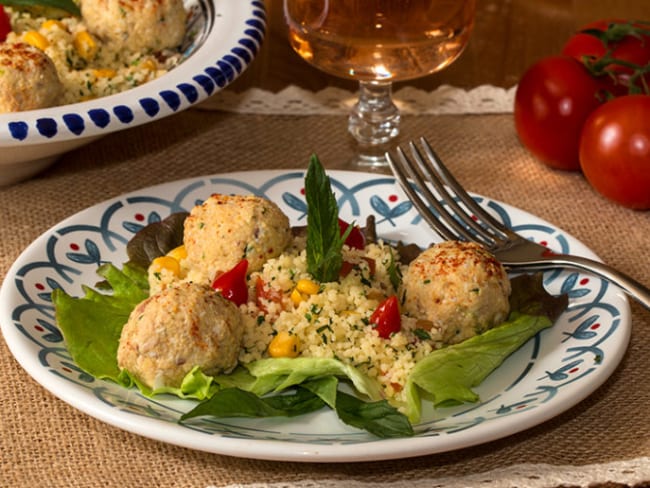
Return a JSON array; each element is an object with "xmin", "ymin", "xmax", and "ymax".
[{"xmin": 385, "ymin": 137, "xmax": 650, "ymax": 310}]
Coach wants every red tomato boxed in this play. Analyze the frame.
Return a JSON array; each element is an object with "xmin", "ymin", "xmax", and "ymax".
[
  {"xmin": 514, "ymin": 56, "xmax": 604, "ymax": 171},
  {"xmin": 579, "ymin": 95, "xmax": 650, "ymax": 209},
  {"xmin": 0, "ymin": 6, "xmax": 11, "ymax": 42},
  {"xmin": 212, "ymin": 259, "xmax": 249, "ymax": 306},
  {"xmin": 370, "ymin": 295, "xmax": 401, "ymax": 339},
  {"xmin": 562, "ymin": 19, "xmax": 650, "ymax": 96},
  {"xmin": 338, "ymin": 218, "xmax": 365, "ymax": 249}
]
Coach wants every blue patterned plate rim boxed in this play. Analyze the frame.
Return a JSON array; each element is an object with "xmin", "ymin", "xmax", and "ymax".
[{"xmin": 0, "ymin": 170, "xmax": 631, "ymax": 462}]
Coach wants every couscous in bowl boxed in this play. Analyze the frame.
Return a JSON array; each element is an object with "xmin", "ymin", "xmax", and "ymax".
[{"xmin": 0, "ymin": 0, "xmax": 265, "ymax": 186}]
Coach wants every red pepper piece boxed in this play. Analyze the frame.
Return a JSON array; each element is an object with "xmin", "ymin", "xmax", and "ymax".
[
  {"xmin": 255, "ymin": 276, "xmax": 283, "ymax": 313},
  {"xmin": 338, "ymin": 218, "xmax": 365, "ymax": 250},
  {"xmin": 370, "ymin": 295, "xmax": 401, "ymax": 339},
  {"xmin": 212, "ymin": 259, "xmax": 249, "ymax": 306},
  {"xmin": 0, "ymin": 7, "xmax": 11, "ymax": 43}
]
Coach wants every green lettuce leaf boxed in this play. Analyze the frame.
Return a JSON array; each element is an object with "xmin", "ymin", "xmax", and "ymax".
[
  {"xmin": 52, "ymin": 262, "xmax": 149, "ymax": 382},
  {"xmin": 237, "ymin": 356, "xmax": 384, "ymax": 401},
  {"xmin": 1, "ymin": 0, "xmax": 81, "ymax": 17},
  {"xmin": 405, "ymin": 313, "xmax": 553, "ymax": 421},
  {"xmin": 181, "ymin": 376, "xmax": 414, "ymax": 439},
  {"xmin": 123, "ymin": 366, "xmax": 217, "ymax": 400},
  {"xmin": 403, "ymin": 273, "xmax": 568, "ymax": 422}
]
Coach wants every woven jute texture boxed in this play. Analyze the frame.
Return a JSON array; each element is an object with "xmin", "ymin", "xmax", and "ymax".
[{"xmin": 1, "ymin": 110, "xmax": 649, "ymax": 487}]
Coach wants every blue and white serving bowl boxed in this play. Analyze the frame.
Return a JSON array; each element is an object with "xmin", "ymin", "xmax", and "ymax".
[{"xmin": 0, "ymin": 0, "xmax": 266, "ymax": 186}]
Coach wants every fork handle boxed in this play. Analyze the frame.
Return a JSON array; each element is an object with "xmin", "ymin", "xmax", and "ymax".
[{"xmin": 503, "ymin": 255, "xmax": 650, "ymax": 311}]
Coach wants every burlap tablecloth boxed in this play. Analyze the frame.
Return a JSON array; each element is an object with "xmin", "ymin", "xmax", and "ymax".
[{"xmin": 1, "ymin": 108, "xmax": 649, "ymax": 487}]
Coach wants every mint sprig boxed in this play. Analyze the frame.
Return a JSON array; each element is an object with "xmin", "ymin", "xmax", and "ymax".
[{"xmin": 305, "ymin": 155, "xmax": 350, "ymax": 282}]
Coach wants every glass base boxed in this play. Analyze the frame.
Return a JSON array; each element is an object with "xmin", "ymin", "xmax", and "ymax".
[{"xmin": 345, "ymin": 139, "xmax": 396, "ymax": 174}]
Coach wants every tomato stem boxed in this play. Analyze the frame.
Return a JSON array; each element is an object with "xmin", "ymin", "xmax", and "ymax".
[{"xmin": 577, "ymin": 20, "xmax": 650, "ymax": 96}]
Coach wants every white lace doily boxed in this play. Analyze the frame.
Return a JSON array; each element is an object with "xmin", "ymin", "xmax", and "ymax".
[
  {"xmin": 199, "ymin": 84, "xmax": 516, "ymax": 115},
  {"xmin": 212, "ymin": 457, "xmax": 650, "ymax": 488}
]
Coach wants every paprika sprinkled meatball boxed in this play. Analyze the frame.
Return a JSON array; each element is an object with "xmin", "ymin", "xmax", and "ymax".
[
  {"xmin": 0, "ymin": 42, "xmax": 64, "ymax": 113},
  {"xmin": 80, "ymin": 0, "xmax": 186, "ymax": 52},
  {"xmin": 183, "ymin": 193, "xmax": 292, "ymax": 285},
  {"xmin": 117, "ymin": 282, "xmax": 243, "ymax": 389},
  {"xmin": 401, "ymin": 241, "xmax": 511, "ymax": 345}
]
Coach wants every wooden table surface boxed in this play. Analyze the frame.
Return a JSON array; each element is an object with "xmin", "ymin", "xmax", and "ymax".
[{"xmin": 230, "ymin": 0, "xmax": 650, "ymax": 93}]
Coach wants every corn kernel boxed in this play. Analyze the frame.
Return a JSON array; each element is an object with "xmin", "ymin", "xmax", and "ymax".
[
  {"xmin": 74, "ymin": 31, "xmax": 98, "ymax": 61},
  {"xmin": 92, "ymin": 68, "xmax": 117, "ymax": 78},
  {"xmin": 290, "ymin": 288, "xmax": 305, "ymax": 305},
  {"xmin": 268, "ymin": 331, "xmax": 300, "ymax": 358},
  {"xmin": 296, "ymin": 279, "xmax": 319, "ymax": 295},
  {"xmin": 167, "ymin": 245, "xmax": 187, "ymax": 261},
  {"xmin": 41, "ymin": 20, "xmax": 66, "ymax": 31},
  {"xmin": 150, "ymin": 256, "xmax": 181, "ymax": 277},
  {"xmin": 23, "ymin": 31, "xmax": 49, "ymax": 51},
  {"xmin": 140, "ymin": 58, "xmax": 158, "ymax": 72}
]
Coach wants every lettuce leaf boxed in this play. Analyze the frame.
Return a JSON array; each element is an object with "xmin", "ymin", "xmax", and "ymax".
[
  {"xmin": 181, "ymin": 376, "xmax": 414, "ymax": 439},
  {"xmin": 404, "ymin": 313, "xmax": 553, "ymax": 422},
  {"xmin": 52, "ymin": 247, "xmax": 567, "ymax": 436},
  {"xmin": 238, "ymin": 356, "xmax": 384, "ymax": 401},
  {"xmin": 403, "ymin": 273, "xmax": 568, "ymax": 422},
  {"xmin": 1, "ymin": 0, "xmax": 81, "ymax": 17},
  {"xmin": 52, "ymin": 262, "xmax": 148, "ymax": 382}
]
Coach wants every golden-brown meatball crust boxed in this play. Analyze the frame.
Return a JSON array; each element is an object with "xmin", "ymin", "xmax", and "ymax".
[
  {"xmin": 117, "ymin": 282, "xmax": 243, "ymax": 389},
  {"xmin": 0, "ymin": 42, "xmax": 64, "ymax": 113},
  {"xmin": 401, "ymin": 241, "xmax": 511, "ymax": 344}
]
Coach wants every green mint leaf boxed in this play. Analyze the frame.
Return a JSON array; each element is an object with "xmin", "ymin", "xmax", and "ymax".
[
  {"xmin": 335, "ymin": 391, "xmax": 414, "ymax": 438},
  {"xmin": 305, "ymin": 154, "xmax": 344, "ymax": 282},
  {"xmin": 299, "ymin": 376, "xmax": 339, "ymax": 409},
  {"xmin": 180, "ymin": 387, "xmax": 326, "ymax": 421}
]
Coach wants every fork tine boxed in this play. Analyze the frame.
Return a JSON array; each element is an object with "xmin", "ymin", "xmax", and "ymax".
[
  {"xmin": 405, "ymin": 141, "xmax": 501, "ymax": 248},
  {"xmin": 403, "ymin": 142, "xmax": 493, "ymax": 245},
  {"xmin": 418, "ymin": 137, "xmax": 515, "ymax": 242},
  {"xmin": 386, "ymin": 147, "xmax": 459, "ymax": 241},
  {"xmin": 386, "ymin": 137, "xmax": 519, "ymax": 249}
]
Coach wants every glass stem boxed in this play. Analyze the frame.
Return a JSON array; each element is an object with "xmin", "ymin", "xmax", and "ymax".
[{"xmin": 348, "ymin": 81, "xmax": 400, "ymax": 146}]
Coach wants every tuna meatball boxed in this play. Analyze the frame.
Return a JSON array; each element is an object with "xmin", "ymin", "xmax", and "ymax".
[
  {"xmin": 80, "ymin": 0, "xmax": 186, "ymax": 52},
  {"xmin": 117, "ymin": 282, "xmax": 243, "ymax": 389},
  {"xmin": 401, "ymin": 241, "xmax": 511, "ymax": 345},
  {"xmin": 0, "ymin": 42, "xmax": 64, "ymax": 113},
  {"xmin": 183, "ymin": 194, "xmax": 292, "ymax": 284}
]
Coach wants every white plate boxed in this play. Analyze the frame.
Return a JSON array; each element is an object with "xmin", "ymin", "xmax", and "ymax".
[{"xmin": 0, "ymin": 170, "xmax": 631, "ymax": 462}]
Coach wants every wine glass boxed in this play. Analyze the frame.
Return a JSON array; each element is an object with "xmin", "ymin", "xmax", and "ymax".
[{"xmin": 284, "ymin": 0, "xmax": 476, "ymax": 169}]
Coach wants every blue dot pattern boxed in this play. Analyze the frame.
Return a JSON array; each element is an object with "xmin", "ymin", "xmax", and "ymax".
[{"xmin": 2, "ymin": 0, "xmax": 266, "ymax": 142}]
